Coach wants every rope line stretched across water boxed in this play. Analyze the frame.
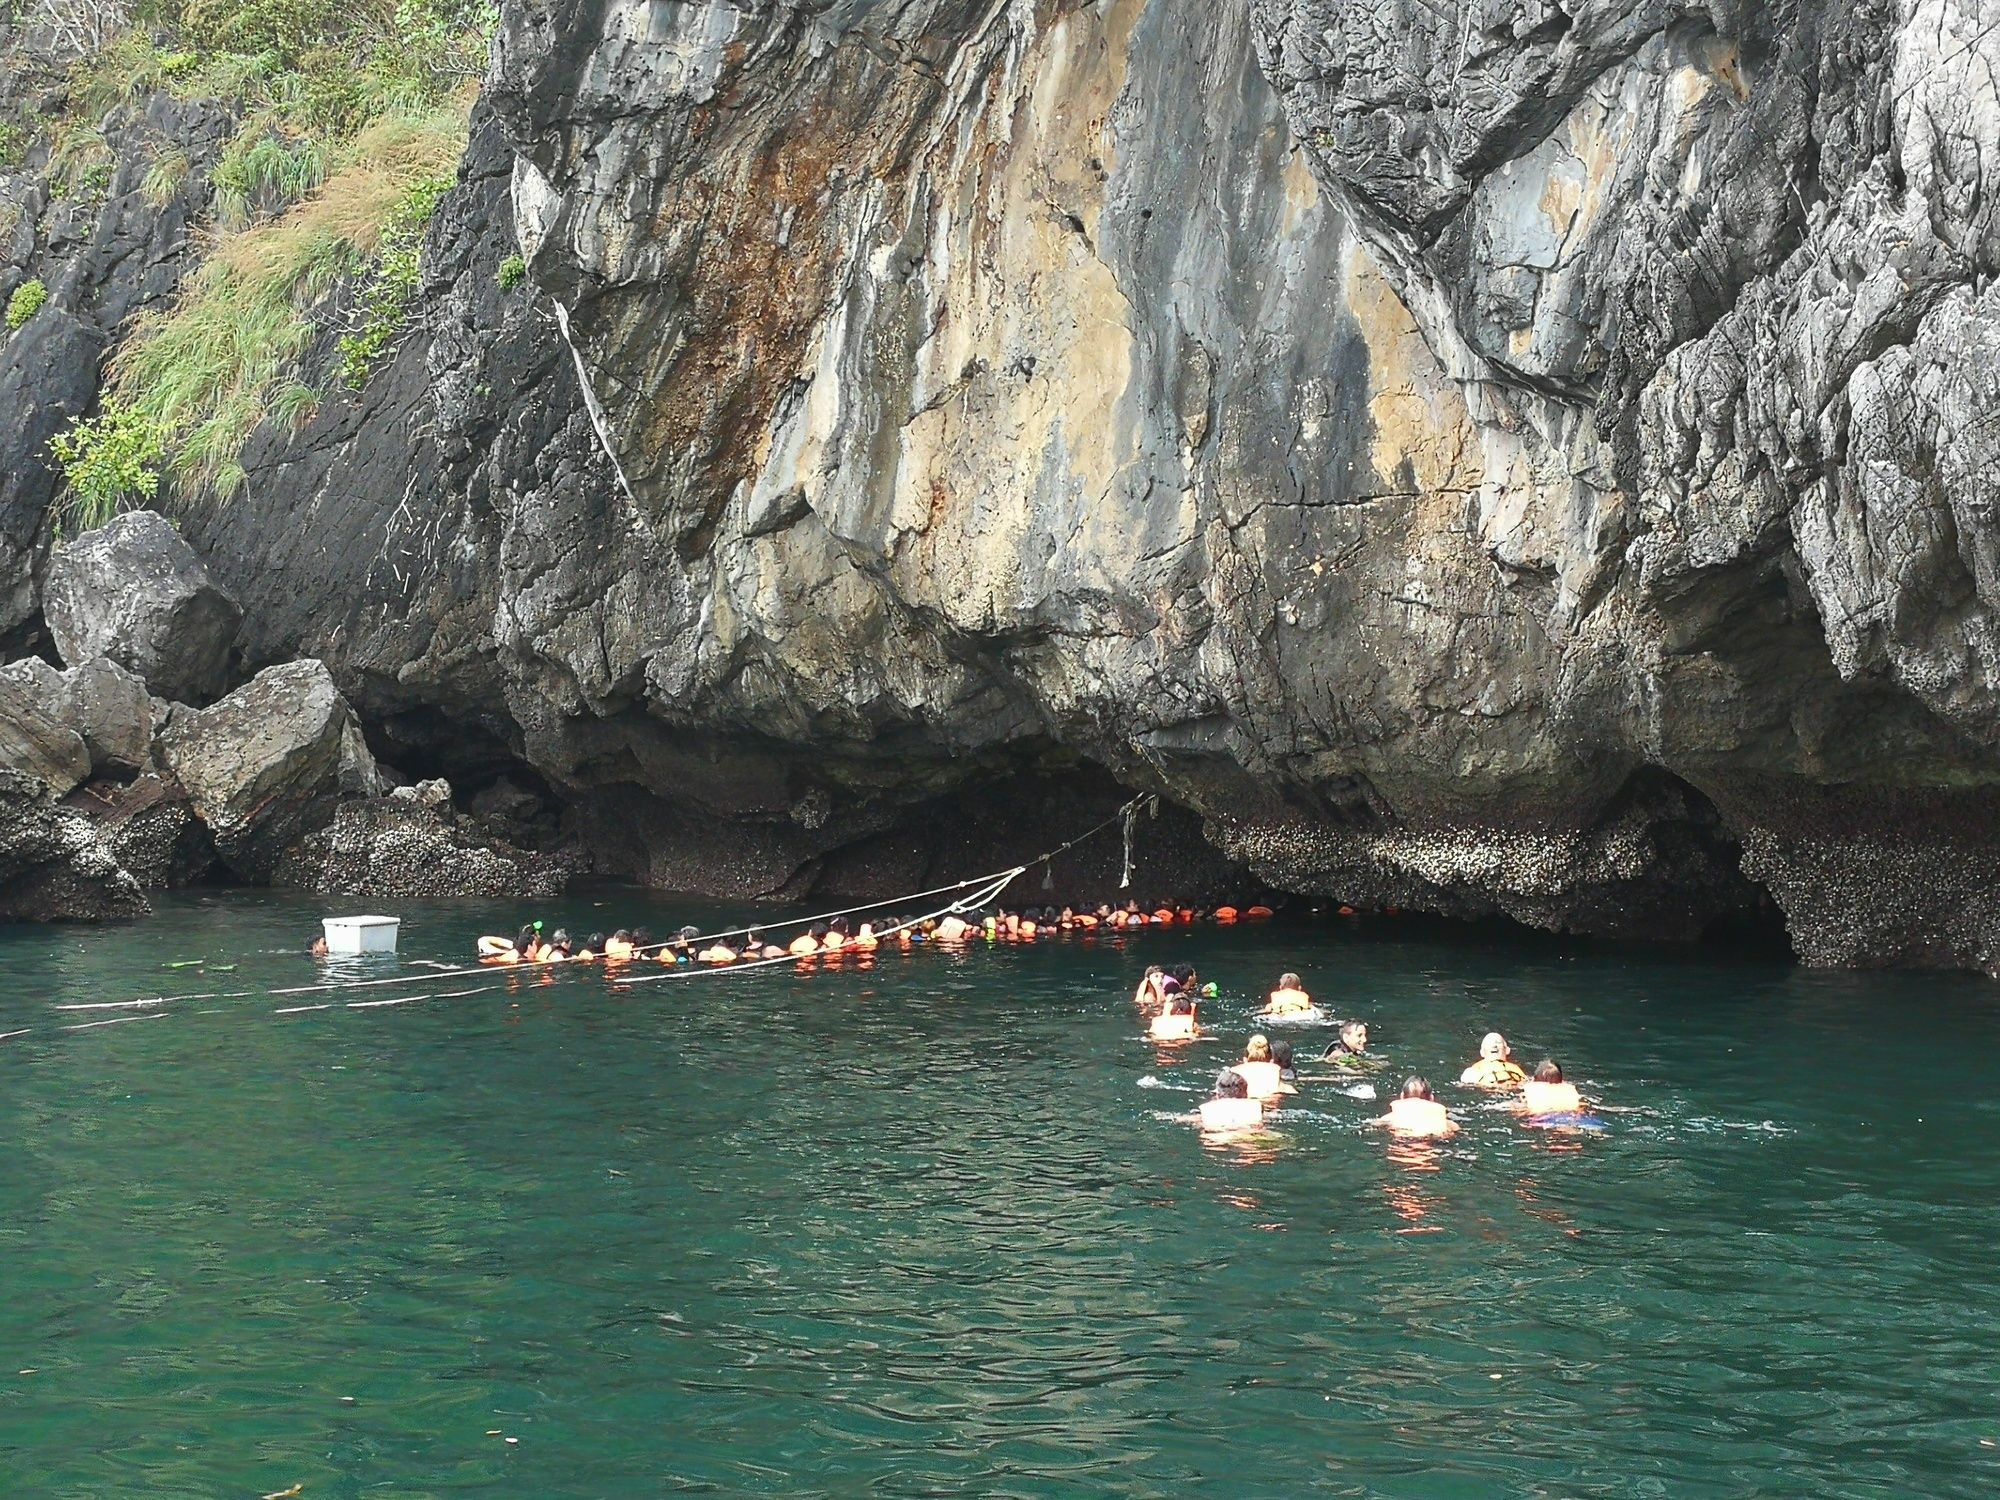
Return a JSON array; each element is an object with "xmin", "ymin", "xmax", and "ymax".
[{"xmin": 32, "ymin": 793, "xmax": 1154, "ymax": 1019}]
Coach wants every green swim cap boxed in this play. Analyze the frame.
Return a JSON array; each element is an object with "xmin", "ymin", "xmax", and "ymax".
[
  {"xmin": 533, "ymin": 920, "xmax": 543, "ymax": 930},
  {"xmin": 1201, "ymin": 982, "xmax": 1218, "ymax": 997}
]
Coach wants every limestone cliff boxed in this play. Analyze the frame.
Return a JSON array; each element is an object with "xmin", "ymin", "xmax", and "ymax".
[{"xmin": 7, "ymin": 1, "xmax": 2000, "ymax": 971}]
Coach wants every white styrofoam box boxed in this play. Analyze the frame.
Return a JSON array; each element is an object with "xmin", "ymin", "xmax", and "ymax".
[{"xmin": 323, "ymin": 915, "xmax": 400, "ymax": 954}]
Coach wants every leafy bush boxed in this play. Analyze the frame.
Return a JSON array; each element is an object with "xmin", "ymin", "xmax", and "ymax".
[
  {"xmin": 6, "ymin": 279, "xmax": 48, "ymax": 331},
  {"xmin": 49, "ymin": 401, "xmax": 167, "ymax": 530},
  {"xmin": 0, "ymin": 121, "xmax": 26, "ymax": 170},
  {"xmin": 337, "ymin": 169, "xmax": 452, "ymax": 387},
  {"xmin": 496, "ymin": 252, "xmax": 524, "ymax": 290}
]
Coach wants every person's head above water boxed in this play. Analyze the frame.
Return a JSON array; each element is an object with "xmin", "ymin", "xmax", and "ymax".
[
  {"xmin": 1270, "ymin": 1040, "xmax": 1295, "ymax": 1071},
  {"xmin": 1213, "ymin": 1069, "xmax": 1248, "ymax": 1099},
  {"xmin": 679, "ymin": 925, "xmax": 701, "ymax": 941},
  {"xmin": 1480, "ymin": 1031, "xmax": 1511, "ymax": 1060},
  {"xmin": 613, "ymin": 929, "xmax": 632, "ymax": 944},
  {"xmin": 550, "ymin": 928, "xmax": 572, "ymax": 950},
  {"xmin": 1400, "ymin": 1076, "xmax": 1435, "ymax": 1101},
  {"xmin": 811, "ymin": 923, "xmax": 830, "ymax": 940},
  {"xmin": 1340, "ymin": 1020, "xmax": 1369, "ymax": 1051},
  {"xmin": 1277, "ymin": 971, "xmax": 1302, "ymax": 990},
  {"xmin": 1244, "ymin": 1034, "xmax": 1272, "ymax": 1063},
  {"xmin": 516, "ymin": 925, "xmax": 537, "ymax": 951},
  {"xmin": 1534, "ymin": 1059, "xmax": 1563, "ymax": 1083},
  {"xmin": 586, "ymin": 932, "xmax": 605, "ymax": 952}
]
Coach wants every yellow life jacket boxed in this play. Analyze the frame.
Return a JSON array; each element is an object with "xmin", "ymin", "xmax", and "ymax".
[{"xmin": 1386, "ymin": 1097, "xmax": 1452, "ymax": 1135}]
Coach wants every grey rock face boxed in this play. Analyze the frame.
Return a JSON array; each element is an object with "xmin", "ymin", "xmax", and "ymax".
[
  {"xmin": 43, "ymin": 512, "xmax": 242, "ymax": 703},
  {"xmin": 157, "ymin": 659, "xmax": 372, "ymax": 881},
  {"xmin": 9, "ymin": 1, "xmax": 2000, "ymax": 972},
  {"xmin": 0, "ymin": 666, "xmax": 90, "ymax": 795},
  {"xmin": 0, "ymin": 768, "xmax": 147, "ymax": 921},
  {"xmin": 295, "ymin": 793, "xmax": 572, "ymax": 900},
  {"xmin": 76, "ymin": 772, "xmax": 216, "ymax": 890}
]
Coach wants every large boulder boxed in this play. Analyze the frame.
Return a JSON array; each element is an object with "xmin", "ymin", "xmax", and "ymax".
[
  {"xmin": 0, "ymin": 667, "xmax": 90, "ymax": 795},
  {"xmin": 0, "ymin": 768, "xmax": 147, "ymax": 921},
  {"xmin": 0, "ymin": 655, "xmax": 160, "ymax": 780},
  {"xmin": 287, "ymin": 785, "xmax": 573, "ymax": 898},
  {"xmin": 42, "ymin": 510, "xmax": 242, "ymax": 703},
  {"xmin": 70, "ymin": 773, "xmax": 216, "ymax": 889},
  {"xmin": 158, "ymin": 659, "xmax": 377, "ymax": 881}
]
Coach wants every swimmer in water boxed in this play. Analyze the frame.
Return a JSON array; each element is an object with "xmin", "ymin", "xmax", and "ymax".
[
  {"xmin": 1459, "ymin": 1031, "xmax": 1527, "ymax": 1089},
  {"xmin": 1262, "ymin": 971, "xmax": 1315, "ymax": 1018},
  {"xmin": 1269, "ymin": 1039, "xmax": 1300, "ymax": 1094},
  {"xmin": 1232, "ymin": 1035, "xmax": 1285, "ymax": 1100},
  {"xmin": 1376, "ymin": 1076, "xmax": 1457, "ymax": 1137},
  {"xmin": 307, "ymin": 931, "xmax": 329, "ymax": 958},
  {"xmin": 1518, "ymin": 1059, "xmax": 1583, "ymax": 1116},
  {"xmin": 1149, "ymin": 990, "xmax": 1200, "ymax": 1041},
  {"xmin": 1133, "ymin": 964, "xmax": 1168, "ymax": 1011},
  {"xmin": 1321, "ymin": 1020, "xmax": 1373, "ymax": 1066},
  {"xmin": 697, "ymin": 934, "xmax": 740, "ymax": 963},
  {"xmin": 1198, "ymin": 1069, "xmax": 1264, "ymax": 1132},
  {"xmin": 933, "ymin": 914, "xmax": 973, "ymax": 943},
  {"xmin": 545, "ymin": 928, "xmax": 574, "ymax": 960},
  {"xmin": 580, "ymin": 932, "xmax": 605, "ymax": 962}
]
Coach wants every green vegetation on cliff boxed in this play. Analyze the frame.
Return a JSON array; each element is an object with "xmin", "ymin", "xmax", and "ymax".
[{"xmin": 39, "ymin": 1, "xmax": 491, "ymax": 525}]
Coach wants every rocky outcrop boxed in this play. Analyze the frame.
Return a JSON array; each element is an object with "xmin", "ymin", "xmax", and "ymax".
[
  {"xmin": 71, "ymin": 773, "xmax": 216, "ymax": 890},
  {"xmin": 290, "ymin": 780, "xmax": 572, "ymax": 899},
  {"xmin": 42, "ymin": 510, "xmax": 242, "ymax": 702},
  {"xmin": 9, "ymin": 3, "xmax": 2000, "ymax": 973},
  {"xmin": 0, "ymin": 665, "xmax": 90, "ymax": 795},
  {"xmin": 0, "ymin": 768, "xmax": 146, "ymax": 921},
  {"xmin": 156, "ymin": 659, "xmax": 375, "ymax": 881}
]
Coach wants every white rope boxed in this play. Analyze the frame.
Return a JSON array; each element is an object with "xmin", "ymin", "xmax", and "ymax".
[
  {"xmin": 609, "ymin": 866, "xmax": 1026, "ymax": 988},
  {"xmin": 31, "ymin": 793, "xmax": 1150, "ymax": 1025}
]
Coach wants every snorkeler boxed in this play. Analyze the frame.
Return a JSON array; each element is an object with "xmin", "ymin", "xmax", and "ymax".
[
  {"xmin": 545, "ymin": 929, "xmax": 574, "ymax": 960},
  {"xmin": 1459, "ymin": 1032, "xmax": 1527, "ymax": 1089},
  {"xmin": 1262, "ymin": 972, "xmax": 1315, "ymax": 1017},
  {"xmin": 1231, "ymin": 1035, "xmax": 1285, "ymax": 1099},
  {"xmin": 1198, "ymin": 1069, "xmax": 1264, "ymax": 1131},
  {"xmin": 1518, "ymin": 1060, "xmax": 1583, "ymax": 1116},
  {"xmin": 1376, "ymin": 1077, "xmax": 1457, "ymax": 1137},
  {"xmin": 1321, "ymin": 1020, "xmax": 1372, "ymax": 1065}
]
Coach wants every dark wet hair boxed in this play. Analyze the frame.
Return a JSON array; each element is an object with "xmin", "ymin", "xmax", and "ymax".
[
  {"xmin": 1213, "ymin": 1069, "xmax": 1248, "ymax": 1099},
  {"xmin": 811, "ymin": 923, "xmax": 830, "ymax": 940},
  {"xmin": 744, "ymin": 931, "xmax": 763, "ymax": 947},
  {"xmin": 632, "ymin": 928, "xmax": 652, "ymax": 946},
  {"xmin": 1278, "ymin": 972, "xmax": 1302, "ymax": 989},
  {"xmin": 516, "ymin": 926, "xmax": 537, "ymax": 951},
  {"xmin": 586, "ymin": 933, "xmax": 605, "ymax": 951},
  {"xmin": 1534, "ymin": 1060, "xmax": 1563, "ymax": 1084},
  {"xmin": 829, "ymin": 918, "xmax": 850, "ymax": 935},
  {"xmin": 678, "ymin": 925, "xmax": 701, "ymax": 940},
  {"xmin": 1271, "ymin": 1040, "xmax": 1294, "ymax": 1070},
  {"xmin": 612, "ymin": 929, "xmax": 632, "ymax": 943},
  {"xmin": 1400, "ymin": 1076, "xmax": 1435, "ymax": 1101},
  {"xmin": 1169, "ymin": 963, "xmax": 1195, "ymax": 985}
]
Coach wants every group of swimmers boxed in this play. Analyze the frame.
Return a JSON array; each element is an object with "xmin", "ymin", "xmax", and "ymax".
[
  {"xmin": 468, "ymin": 898, "xmax": 1282, "ymax": 968},
  {"xmin": 1133, "ymin": 967, "xmax": 1588, "ymax": 1139}
]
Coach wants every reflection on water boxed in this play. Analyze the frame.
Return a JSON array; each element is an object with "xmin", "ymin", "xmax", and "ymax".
[{"xmin": 1, "ymin": 890, "xmax": 1999, "ymax": 1496}]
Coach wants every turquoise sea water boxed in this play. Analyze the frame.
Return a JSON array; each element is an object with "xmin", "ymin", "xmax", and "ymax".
[{"xmin": 2, "ymin": 890, "xmax": 1999, "ymax": 1496}]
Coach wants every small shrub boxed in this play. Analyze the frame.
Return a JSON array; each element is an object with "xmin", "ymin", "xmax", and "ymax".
[
  {"xmin": 6, "ymin": 279, "xmax": 47, "ymax": 331},
  {"xmin": 0, "ymin": 121, "xmax": 26, "ymax": 170},
  {"xmin": 141, "ymin": 144, "xmax": 189, "ymax": 206},
  {"xmin": 337, "ymin": 170, "xmax": 452, "ymax": 388},
  {"xmin": 496, "ymin": 252, "xmax": 524, "ymax": 290},
  {"xmin": 49, "ymin": 400, "xmax": 167, "ymax": 530},
  {"xmin": 214, "ymin": 125, "xmax": 331, "ymax": 224}
]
